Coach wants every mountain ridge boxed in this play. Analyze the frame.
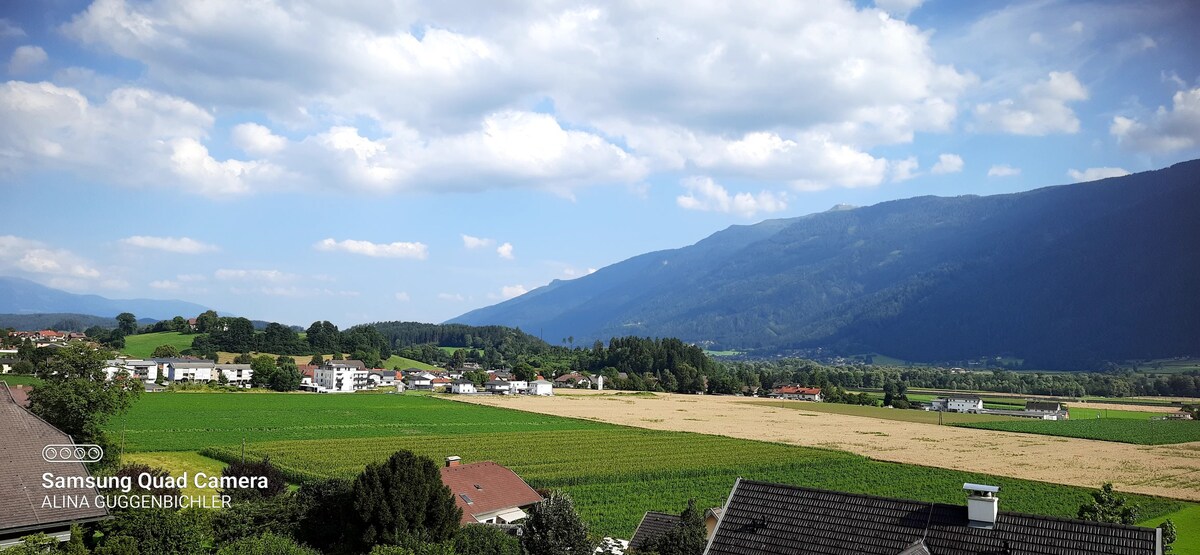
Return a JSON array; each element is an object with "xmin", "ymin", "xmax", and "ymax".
[
  {"xmin": 0, "ymin": 276, "xmax": 212, "ymax": 321},
  {"xmin": 450, "ymin": 160, "xmax": 1200, "ymax": 369}
]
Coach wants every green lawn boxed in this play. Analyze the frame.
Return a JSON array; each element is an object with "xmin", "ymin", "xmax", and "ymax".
[
  {"xmin": 382, "ymin": 355, "xmax": 440, "ymax": 371},
  {"xmin": 105, "ymin": 391, "xmax": 1192, "ymax": 540},
  {"xmin": 742, "ymin": 400, "xmax": 1020, "ymax": 425},
  {"xmin": 122, "ymin": 331, "xmax": 196, "ymax": 358},
  {"xmin": 1140, "ymin": 504, "xmax": 1200, "ymax": 553},
  {"xmin": 0, "ymin": 374, "xmax": 42, "ymax": 386},
  {"xmin": 956, "ymin": 418, "xmax": 1200, "ymax": 445},
  {"xmin": 122, "ymin": 451, "xmax": 228, "ymax": 497},
  {"xmin": 436, "ymin": 346, "xmax": 469, "ymax": 355}
]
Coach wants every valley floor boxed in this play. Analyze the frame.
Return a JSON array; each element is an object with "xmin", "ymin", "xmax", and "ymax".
[{"xmin": 450, "ymin": 391, "xmax": 1200, "ymax": 502}]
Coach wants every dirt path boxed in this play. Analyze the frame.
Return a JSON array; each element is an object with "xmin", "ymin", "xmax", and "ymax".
[{"xmin": 453, "ymin": 392, "xmax": 1200, "ymax": 501}]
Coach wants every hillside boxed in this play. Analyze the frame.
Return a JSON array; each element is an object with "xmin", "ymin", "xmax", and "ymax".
[
  {"xmin": 0, "ymin": 277, "xmax": 211, "ymax": 320},
  {"xmin": 451, "ymin": 160, "xmax": 1200, "ymax": 369}
]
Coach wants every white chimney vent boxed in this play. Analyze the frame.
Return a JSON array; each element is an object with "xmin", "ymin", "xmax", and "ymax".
[
  {"xmin": 963, "ymin": 483, "xmax": 999, "ymax": 529},
  {"xmin": 446, "ymin": 456, "xmax": 461, "ymax": 467}
]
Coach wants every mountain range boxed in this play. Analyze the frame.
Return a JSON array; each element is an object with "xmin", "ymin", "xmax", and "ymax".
[
  {"xmin": 451, "ymin": 160, "xmax": 1200, "ymax": 369},
  {"xmin": 0, "ymin": 277, "xmax": 211, "ymax": 322}
]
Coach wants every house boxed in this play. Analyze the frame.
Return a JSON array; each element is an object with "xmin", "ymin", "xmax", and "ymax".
[
  {"xmin": 768, "ymin": 385, "xmax": 823, "ymax": 402},
  {"xmin": 491, "ymin": 370, "xmax": 514, "ymax": 381},
  {"xmin": 164, "ymin": 361, "xmax": 216, "ymax": 382},
  {"xmin": 529, "ymin": 379, "xmax": 553, "ymax": 396},
  {"xmin": 432, "ymin": 376, "xmax": 452, "ymax": 391},
  {"xmin": 214, "ymin": 364, "xmax": 253, "ymax": 386},
  {"xmin": 123, "ymin": 359, "xmax": 158, "ymax": 382},
  {"xmin": 928, "ymin": 395, "xmax": 984, "ymax": 413},
  {"xmin": 186, "ymin": 317, "xmax": 198, "ymax": 331},
  {"xmin": 703, "ymin": 508, "xmax": 722, "ymax": 538},
  {"xmin": 451, "ymin": 379, "xmax": 478, "ymax": 394},
  {"xmin": 439, "ymin": 457, "xmax": 543, "ymax": 525},
  {"xmin": 36, "ymin": 330, "xmax": 64, "ymax": 342},
  {"xmin": 297, "ymin": 364, "xmax": 318, "ymax": 384},
  {"xmin": 367, "ymin": 371, "xmax": 396, "ymax": 388},
  {"xmin": 0, "ymin": 358, "xmax": 17, "ymax": 373},
  {"xmin": 629, "ymin": 511, "xmax": 681, "ymax": 552},
  {"xmin": 485, "ymin": 380, "xmax": 512, "ymax": 395},
  {"xmin": 1024, "ymin": 400, "xmax": 1069, "ymax": 420},
  {"xmin": 316, "ymin": 360, "xmax": 370, "ymax": 392},
  {"xmin": 703, "ymin": 480, "xmax": 1162, "ymax": 555},
  {"xmin": 406, "ymin": 372, "xmax": 435, "ymax": 390},
  {"xmin": 553, "ymin": 373, "xmax": 590, "ymax": 388},
  {"xmin": 0, "ymin": 383, "xmax": 109, "ymax": 548},
  {"xmin": 508, "ymin": 380, "xmax": 529, "ymax": 393}
]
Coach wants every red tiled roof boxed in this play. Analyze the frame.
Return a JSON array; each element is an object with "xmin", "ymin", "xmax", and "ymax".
[
  {"xmin": 439, "ymin": 461, "xmax": 542, "ymax": 524},
  {"xmin": 7, "ymin": 385, "xmax": 31, "ymax": 407},
  {"xmin": 39, "ymin": 330, "xmax": 62, "ymax": 337},
  {"xmin": 432, "ymin": 377, "xmax": 452, "ymax": 384},
  {"xmin": 773, "ymin": 386, "xmax": 822, "ymax": 395},
  {"xmin": 297, "ymin": 364, "xmax": 317, "ymax": 379}
]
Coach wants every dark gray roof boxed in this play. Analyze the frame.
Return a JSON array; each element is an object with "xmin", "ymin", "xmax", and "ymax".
[
  {"xmin": 0, "ymin": 383, "xmax": 108, "ymax": 537},
  {"xmin": 1025, "ymin": 401, "xmax": 1065, "ymax": 412},
  {"xmin": 485, "ymin": 380, "xmax": 510, "ymax": 386},
  {"xmin": 630, "ymin": 511, "xmax": 681, "ymax": 551},
  {"xmin": 705, "ymin": 480, "xmax": 1160, "ymax": 555}
]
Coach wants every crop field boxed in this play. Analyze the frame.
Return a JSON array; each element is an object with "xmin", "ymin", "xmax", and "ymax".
[
  {"xmin": 200, "ymin": 428, "xmax": 1183, "ymax": 538},
  {"xmin": 382, "ymin": 355, "xmax": 439, "ymax": 371},
  {"xmin": 121, "ymin": 331, "xmax": 196, "ymax": 358},
  {"xmin": 742, "ymin": 400, "xmax": 1020, "ymax": 425},
  {"xmin": 956, "ymin": 419, "xmax": 1200, "ymax": 445},
  {"xmin": 106, "ymin": 393, "xmax": 598, "ymax": 451}
]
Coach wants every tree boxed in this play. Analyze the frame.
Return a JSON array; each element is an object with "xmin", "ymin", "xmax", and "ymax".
[
  {"xmin": 151, "ymin": 344, "xmax": 180, "ymax": 358},
  {"xmin": 1159, "ymin": 519, "xmax": 1177, "ymax": 554},
  {"xmin": 4, "ymin": 533, "xmax": 59, "ymax": 554},
  {"xmin": 309, "ymin": 354, "xmax": 325, "ymax": 366},
  {"xmin": 27, "ymin": 344, "xmax": 140, "ymax": 469},
  {"xmin": 12, "ymin": 360, "xmax": 34, "ymax": 375},
  {"xmin": 171, "ymin": 316, "xmax": 188, "ymax": 332},
  {"xmin": 351, "ymin": 450, "xmax": 461, "ymax": 549},
  {"xmin": 196, "ymin": 310, "xmax": 220, "ymax": 333},
  {"xmin": 234, "ymin": 353, "xmax": 254, "ymax": 364},
  {"xmin": 454, "ymin": 524, "xmax": 521, "ymax": 555},
  {"xmin": 100, "ymin": 508, "xmax": 211, "ymax": 554},
  {"xmin": 211, "ymin": 495, "xmax": 302, "ymax": 546},
  {"xmin": 250, "ymin": 356, "xmax": 278, "ymax": 389},
  {"xmin": 295, "ymin": 479, "xmax": 355, "ymax": 552},
  {"xmin": 1077, "ymin": 483, "xmax": 1140, "ymax": 524},
  {"xmin": 645, "ymin": 499, "xmax": 707, "ymax": 555},
  {"xmin": 64, "ymin": 525, "xmax": 89, "ymax": 555},
  {"xmin": 116, "ymin": 313, "xmax": 137, "ymax": 336},
  {"xmin": 521, "ymin": 490, "xmax": 593, "ymax": 555},
  {"xmin": 221, "ymin": 458, "xmax": 288, "ymax": 502},
  {"xmin": 216, "ymin": 532, "xmax": 319, "ymax": 555}
]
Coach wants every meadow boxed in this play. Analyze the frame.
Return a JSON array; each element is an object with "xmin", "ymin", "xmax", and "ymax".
[
  {"xmin": 121, "ymin": 331, "xmax": 196, "ymax": 358},
  {"xmin": 108, "ymin": 392, "xmax": 1191, "ymax": 539},
  {"xmin": 956, "ymin": 418, "xmax": 1200, "ymax": 445},
  {"xmin": 0, "ymin": 374, "xmax": 43, "ymax": 386}
]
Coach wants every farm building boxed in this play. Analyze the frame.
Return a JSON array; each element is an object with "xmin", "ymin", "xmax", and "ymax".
[
  {"xmin": 928, "ymin": 395, "xmax": 984, "ymax": 413},
  {"xmin": 768, "ymin": 386, "xmax": 823, "ymax": 402},
  {"xmin": 703, "ymin": 480, "xmax": 1163, "ymax": 555},
  {"xmin": 1024, "ymin": 400, "xmax": 1069, "ymax": 420},
  {"xmin": 439, "ymin": 457, "xmax": 542, "ymax": 525},
  {"xmin": 529, "ymin": 379, "xmax": 554, "ymax": 396},
  {"xmin": 0, "ymin": 383, "xmax": 109, "ymax": 548}
]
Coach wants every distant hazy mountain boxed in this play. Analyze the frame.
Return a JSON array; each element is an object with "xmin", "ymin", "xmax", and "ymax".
[
  {"xmin": 0, "ymin": 277, "xmax": 211, "ymax": 321},
  {"xmin": 451, "ymin": 160, "xmax": 1200, "ymax": 369}
]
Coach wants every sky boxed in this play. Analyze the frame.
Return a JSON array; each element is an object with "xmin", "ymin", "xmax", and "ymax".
[{"xmin": 1, "ymin": 0, "xmax": 1199, "ymax": 327}]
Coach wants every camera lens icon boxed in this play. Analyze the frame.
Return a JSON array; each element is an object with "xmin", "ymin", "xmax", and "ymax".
[{"xmin": 42, "ymin": 444, "xmax": 103, "ymax": 463}]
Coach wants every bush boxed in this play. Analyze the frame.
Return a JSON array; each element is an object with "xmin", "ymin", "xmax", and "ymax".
[
  {"xmin": 216, "ymin": 532, "xmax": 320, "ymax": 555},
  {"xmin": 351, "ymin": 450, "xmax": 461, "ymax": 549},
  {"xmin": 222, "ymin": 458, "xmax": 288, "ymax": 501},
  {"xmin": 453, "ymin": 524, "xmax": 521, "ymax": 555}
]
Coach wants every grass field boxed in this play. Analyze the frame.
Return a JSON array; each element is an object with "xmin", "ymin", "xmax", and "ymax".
[
  {"xmin": 122, "ymin": 451, "xmax": 228, "ymax": 497},
  {"xmin": 1140, "ymin": 504, "xmax": 1200, "ymax": 553},
  {"xmin": 0, "ymin": 374, "xmax": 42, "ymax": 386},
  {"xmin": 108, "ymin": 392, "xmax": 1192, "ymax": 540},
  {"xmin": 122, "ymin": 331, "xmax": 196, "ymax": 358},
  {"xmin": 956, "ymin": 418, "xmax": 1200, "ymax": 445},
  {"xmin": 742, "ymin": 400, "xmax": 1020, "ymax": 425},
  {"xmin": 382, "ymin": 355, "xmax": 439, "ymax": 371}
]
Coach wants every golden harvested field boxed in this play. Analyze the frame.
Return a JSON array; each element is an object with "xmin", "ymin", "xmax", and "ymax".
[{"xmin": 452, "ymin": 392, "xmax": 1200, "ymax": 501}]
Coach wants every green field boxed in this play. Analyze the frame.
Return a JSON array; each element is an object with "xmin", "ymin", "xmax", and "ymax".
[
  {"xmin": 436, "ymin": 346, "xmax": 469, "ymax": 355},
  {"xmin": 956, "ymin": 418, "xmax": 1200, "ymax": 445},
  {"xmin": 108, "ymin": 392, "xmax": 1191, "ymax": 539},
  {"xmin": 122, "ymin": 451, "xmax": 227, "ymax": 497},
  {"xmin": 0, "ymin": 374, "xmax": 43, "ymax": 386},
  {"xmin": 382, "ymin": 355, "xmax": 440, "ymax": 371},
  {"xmin": 1140, "ymin": 504, "xmax": 1200, "ymax": 553},
  {"xmin": 122, "ymin": 331, "xmax": 196, "ymax": 358}
]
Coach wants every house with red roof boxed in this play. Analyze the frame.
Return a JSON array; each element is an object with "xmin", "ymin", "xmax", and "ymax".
[
  {"xmin": 439, "ymin": 457, "xmax": 542, "ymax": 525},
  {"xmin": 768, "ymin": 385, "xmax": 823, "ymax": 402}
]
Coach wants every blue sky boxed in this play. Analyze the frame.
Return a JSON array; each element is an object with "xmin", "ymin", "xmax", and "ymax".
[{"xmin": 2, "ymin": 0, "xmax": 1199, "ymax": 327}]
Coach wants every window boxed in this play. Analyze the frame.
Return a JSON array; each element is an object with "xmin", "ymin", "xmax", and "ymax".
[{"xmin": 460, "ymin": 494, "xmax": 473, "ymax": 504}]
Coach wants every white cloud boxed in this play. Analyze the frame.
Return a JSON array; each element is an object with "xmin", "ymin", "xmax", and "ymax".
[
  {"xmin": 676, "ymin": 176, "xmax": 787, "ymax": 218},
  {"xmin": 987, "ymin": 164, "xmax": 1021, "ymax": 177},
  {"xmin": 314, "ymin": 238, "xmax": 428, "ymax": 259},
  {"xmin": 120, "ymin": 235, "xmax": 219, "ymax": 254},
  {"xmin": 461, "ymin": 234, "xmax": 494, "ymax": 249},
  {"xmin": 0, "ymin": 19, "xmax": 25, "ymax": 38},
  {"xmin": 562, "ymin": 266, "xmax": 598, "ymax": 278},
  {"xmin": 437, "ymin": 293, "xmax": 465, "ymax": 302},
  {"xmin": 214, "ymin": 269, "xmax": 295, "ymax": 282},
  {"xmin": 232, "ymin": 286, "xmax": 358, "ymax": 298},
  {"xmin": 176, "ymin": 273, "xmax": 206, "ymax": 282},
  {"xmin": 889, "ymin": 156, "xmax": 919, "ymax": 182},
  {"xmin": 149, "ymin": 279, "xmax": 180, "ymax": 290},
  {"xmin": 974, "ymin": 72, "xmax": 1088, "ymax": 135},
  {"xmin": 1110, "ymin": 87, "xmax": 1200, "ymax": 153},
  {"xmin": 501, "ymin": 284, "xmax": 528, "ymax": 299},
  {"xmin": 394, "ymin": 292, "xmax": 410, "ymax": 302},
  {"xmin": 1067, "ymin": 167, "xmax": 1130, "ymax": 182},
  {"xmin": 52, "ymin": 0, "xmax": 971, "ymax": 193},
  {"xmin": 496, "ymin": 242, "xmax": 515, "ymax": 260},
  {"xmin": 231, "ymin": 122, "xmax": 287, "ymax": 156},
  {"xmin": 0, "ymin": 235, "xmax": 102, "ymax": 281},
  {"xmin": 873, "ymin": 0, "xmax": 924, "ymax": 18},
  {"xmin": 931, "ymin": 153, "xmax": 964, "ymax": 174},
  {"xmin": 8, "ymin": 46, "xmax": 47, "ymax": 74}
]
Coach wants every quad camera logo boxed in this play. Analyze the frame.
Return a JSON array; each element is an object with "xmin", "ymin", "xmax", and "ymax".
[{"xmin": 42, "ymin": 444, "xmax": 104, "ymax": 463}]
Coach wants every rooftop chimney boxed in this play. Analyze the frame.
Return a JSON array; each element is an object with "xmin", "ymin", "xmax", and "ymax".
[
  {"xmin": 963, "ymin": 483, "xmax": 999, "ymax": 529},
  {"xmin": 446, "ymin": 456, "xmax": 461, "ymax": 467}
]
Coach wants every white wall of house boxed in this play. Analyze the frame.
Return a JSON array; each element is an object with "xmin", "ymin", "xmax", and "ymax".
[
  {"xmin": 530, "ymin": 381, "xmax": 553, "ymax": 396},
  {"xmin": 452, "ymin": 382, "xmax": 477, "ymax": 394},
  {"xmin": 316, "ymin": 366, "xmax": 368, "ymax": 392},
  {"xmin": 168, "ymin": 363, "xmax": 214, "ymax": 382}
]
